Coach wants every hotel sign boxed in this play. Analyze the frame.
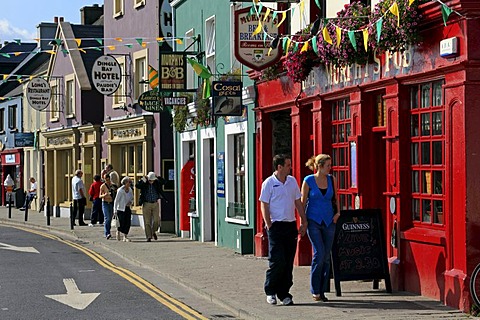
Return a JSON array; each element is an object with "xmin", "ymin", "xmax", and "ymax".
[
  {"xmin": 26, "ymin": 77, "xmax": 51, "ymax": 111},
  {"xmin": 234, "ymin": 7, "xmax": 282, "ymax": 71},
  {"xmin": 91, "ymin": 55, "xmax": 122, "ymax": 95}
]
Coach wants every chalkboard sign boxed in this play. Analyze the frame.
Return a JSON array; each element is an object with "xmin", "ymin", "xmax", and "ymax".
[{"xmin": 331, "ymin": 209, "xmax": 392, "ymax": 296}]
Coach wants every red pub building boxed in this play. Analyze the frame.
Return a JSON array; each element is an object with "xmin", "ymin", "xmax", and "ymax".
[{"xmin": 254, "ymin": 1, "xmax": 480, "ymax": 311}]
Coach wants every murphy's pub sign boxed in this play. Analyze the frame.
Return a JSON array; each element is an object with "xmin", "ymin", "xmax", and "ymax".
[{"xmin": 234, "ymin": 6, "xmax": 282, "ymax": 71}]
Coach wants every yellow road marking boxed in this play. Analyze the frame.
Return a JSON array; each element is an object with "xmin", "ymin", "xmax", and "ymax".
[{"xmin": 9, "ymin": 225, "xmax": 209, "ymax": 320}]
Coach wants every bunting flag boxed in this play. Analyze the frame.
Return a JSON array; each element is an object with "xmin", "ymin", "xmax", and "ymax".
[
  {"xmin": 107, "ymin": 45, "xmax": 116, "ymax": 51},
  {"xmin": 267, "ymin": 47, "xmax": 273, "ymax": 56},
  {"xmin": 336, "ymin": 26, "xmax": 342, "ymax": 47},
  {"xmin": 148, "ymin": 65, "xmax": 159, "ymax": 89},
  {"xmin": 79, "ymin": 48, "xmax": 86, "ymax": 54},
  {"xmin": 176, "ymin": 38, "xmax": 183, "ymax": 45},
  {"xmin": 389, "ymin": 2, "xmax": 400, "ymax": 26},
  {"xmin": 252, "ymin": 20, "xmax": 262, "ymax": 36},
  {"xmin": 115, "ymin": 37, "xmax": 123, "ymax": 42},
  {"xmin": 441, "ymin": 4, "xmax": 453, "ymax": 26},
  {"xmin": 322, "ymin": 26, "xmax": 333, "ymax": 45},
  {"xmin": 54, "ymin": 39, "xmax": 62, "ymax": 46},
  {"xmin": 95, "ymin": 38, "xmax": 103, "ymax": 45},
  {"xmin": 14, "ymin": 39, "xmax": 21, "ymax": 45},
  {"xmin": 75, "ymin": 38, "xmax": 81, "ymax": 47},
  {"xmin": 376, "ymin": 18, "xmax": 383, "ymax": 43},
  {"xmin": 409, "ymin": 0, "xmax": 415, "ymax": 5},
  {"xmin": 315, "ymin": 0, "xmax": 321, "ymax": 9},
  {"xmin": 0, "ymin": 53, "xmax": 10, "ymax": 58},
  {"xmin": 264, "ymin": 8, "xmax": 271, "ymax": 21},
  {"xmin": 272, "ymin": 11, "xmax": 278, "ymax": 22},
  {"xmin": 363, "ymin": 29, "xmax": 369, "ymax": 51},
  {"xmin": 156, "ymin": 37, "xmax": 164, "ymax": 42},
  {"xmin": 277, "ymin": 11, "xmax": 287, "ymax": 28},
  {"xmin": 202, "ymin": 79, "xmax": 211, "ymax": 99},
  {"xmin": 187, "ymin": 58, "xmax": 212, "ymax": 79},
  {"xmin": 136, "ymin": 38, "xmax": 143, "ymax": 46},
  {"xmin": 301, "ymin": 41, "xmax": 309, "ymax": 52},
  {"xmin": 348, "ymin": 31, "xmax": 357, "ymax": 51},
  {"xmin": 312, "ymin": 36, "xmax": 318, "ymax": 54}
]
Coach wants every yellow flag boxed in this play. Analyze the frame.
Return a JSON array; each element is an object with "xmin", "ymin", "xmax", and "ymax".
[
  {"xmin": 264, "ymin": 8, "xmax": 271, "ymax": 22},
  {"xmin": 362, "ymin": 29, "xmax": 369, "ymax": 51},
  {"xmin": 75, "ymin": 38, "xmax": 81, "ymax": 47},
  {"xmin": 156, "ymin": 37, "xmax": 164, "ymax": 42},
  {"xmin": 285, "ymin": 38, "xmax": 292, "ymax": 56},
  {"xmin": 300, "ymin": 0, "xmax": 305, "ymax": 17},
  {"xmin": 252, "ymin": 20, "xmax": 262, "ymax": 36},
  {"xmin": 115, "ymin": 37, "xmax": 123, "ymax": 42},
  {"xmin": 336, "ymin": 26, "xmax": 342, "ymax": 47},
  {"xmin": 277, "ymin": 11, "xmax": 287, "ymax": 28},
  {"xmin": 79, "ymin": 48, "xmax": 86, "ymax": 54},
  {"xmin": 3, "ymin": 75, "xmax": 7, "ymax": 80},
  {"xmin": 267, "ymin": 47, "xmax": 273, "ymax": 56},
  {"xmin": 389, "ymin": 2, "xmax": 400, "ymax": 26},
  {"xmin": 46, "ymin": 50, "xmax": 56, "ymax": 55},
  {"xmin": 108, "ymin": 45, "xmax": 116, "ymax": 51},
  {"xmin": 14, "ymin": 52, "xmax": 21, "ymax": 56},
  {"xmin": 409, "ymin": 0, "xmax": 415, "ymax": 5},
  {"xmin": 148, "ymin": 65, "xmax": 159, "ymax": 89},
  {"xmin": 301, "ymin": 41, "xmax": 309, "ymax": 52},
  {"xmin": 175, "ymin": 38, "xmax": 183, "ymax": 45},
  {"xmin": 323, "ymin": 27, "xmax": 333, "ymax": 45},
  {"xmin": 30, "ymin": 75, "xmax": 34, "ymax": 80}
]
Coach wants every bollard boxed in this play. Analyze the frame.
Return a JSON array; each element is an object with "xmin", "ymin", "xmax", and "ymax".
[
  {"xmin": 24, "ymin": 201, "xmax": 29, "ymax": 222},
  {"xmin": 8, "ymin": 193, "xmax": 12, "ymax": 219},
  {"xmin": 70, "ymin": 202, "xmax": 74, "ymax": 230},
  {"xmin": 46, "ymin": 197, "xmax": 50, "ymax": 226}
]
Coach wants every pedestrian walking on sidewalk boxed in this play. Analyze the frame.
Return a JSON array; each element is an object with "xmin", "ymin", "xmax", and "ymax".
[
  {"xmin": 88, "ymin": 175, "xmax": 104, "ymax": 226},
  {"xmin": 20, "ymin": 177, "xmax": 37, "ymax": 210},
  {"xmin": 101, "ymin": 164, "xmax": 120, "ymax": 187},
  {"xmin": 135, "ymin": 171, "xmax": 166, "ymax": 242},
  {"xmin": 301, "ymin": 154, "xmax": 340, "ymax": 302},
  {"xmin": 114, "ymin": 177, "xmax": 134, "ymax": 242},
  {"xmin": 71, "ymin": 170, "xmax": 87, "ymax": 226},
  {"xmin": 259, "ymin": 154, "xmax": 307, "ymax": 306},
  {"xmin": 100, "ymin": 174, "xmax": 117, "ymax": 239}
]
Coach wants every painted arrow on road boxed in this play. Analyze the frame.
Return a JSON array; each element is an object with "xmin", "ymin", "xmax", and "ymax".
[
  {"xmin": 46, "ymin": 278, "xmax": 100, "ymax": 310},
  {"xmin": 0, "ymin": 242, "xmax": 39, "ymax": 253}
]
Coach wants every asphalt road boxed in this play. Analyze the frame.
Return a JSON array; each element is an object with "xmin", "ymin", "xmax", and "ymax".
[{"xmin": 0, "ymin": 225, "xmax": 235, "ymax": 320}]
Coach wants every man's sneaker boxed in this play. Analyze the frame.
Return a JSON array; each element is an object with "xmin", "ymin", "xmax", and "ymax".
[
  {"xmin": 266, "ymin": 295, "xmax": 277, "ymax": 305},
  {"xmin": 281, "ymin": 297, "xmax": 294, "ymax": 306}
]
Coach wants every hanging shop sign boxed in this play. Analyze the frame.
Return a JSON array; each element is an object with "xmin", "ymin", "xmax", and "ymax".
[
  {"xmin": 91, "ymin": 55, "xmax": 122, "ymax": 95},
  {"xmin": 234, "ymin": 7, "xmax": 282, "ymax": 71},
  {"xmin": 26, "ymin": 77, "xmax": 51, "ymax": 111},
  {"xmin": 138, "ymin": 90, "xmax": 165, "ymax": 113},
  {"xmin": 159, "ymin": 53, "xmax": 191, "ymax": 92},
  {"xmin": 212, "ymin": 81, "xmax": 243, "ymax": 116},
  {"xmin": 159, "ymin": 0, "xmax": 173, "ymax": 50},
  {"xmin": 14, "ymin": 132, "xmax": 34, "ymax": 148}
]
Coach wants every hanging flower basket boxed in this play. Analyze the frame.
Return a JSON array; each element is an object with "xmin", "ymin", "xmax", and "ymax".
[
  {"xmin": 283, "ymin": 26, "xmax": 321, "ymax": 83},
  {"xmin": 370, "ymin": 0, "xmax": 423, "ymax": 53},
  {"xmin": 317, "ymin": 1, "xmax": 372, "ymax": 68}
]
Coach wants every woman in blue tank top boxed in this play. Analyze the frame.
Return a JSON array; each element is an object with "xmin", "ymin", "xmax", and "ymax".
[{"xmin": 301, "ymin": 154, "xmax": 340, "ymax": 302}]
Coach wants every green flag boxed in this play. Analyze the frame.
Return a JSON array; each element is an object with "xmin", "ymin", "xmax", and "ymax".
[
  {"xmin": 202, "ymin": 79, "xmax": 211, "ymax": 99},
  {"xmin": 441, "ymin": 4, "xmax": 453, "ymax": 26},
  {"xmin": 348, "ymin": 31, "xmax": 357, "ymax": 51},
  {"xmin": 187, "ymin": 58, "xmax": 212, "ymax": 79},
  {"xmin": 376, "ymin": 18, "xmax": 383, "ymax": 43}
]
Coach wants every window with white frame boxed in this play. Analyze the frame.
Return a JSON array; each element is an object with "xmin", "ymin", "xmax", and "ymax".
[
  {"xmin": 205, "ymin": 16, "xmax": 216, "ymax": 76},
  {"xmin": 65, "ymin": 75, "xmax": 75, "ymax": 117},
  {"xmin": 134, "ymin": 0, "xmax": 145, "ymax": 9},
  {"xmin": 133, "ymin": 49, "xmax": 148, "ymax": 100},
  {"xmin": 50, "ymin": 82, "xmax": 60, "ymax": 120},
  {"xmin": 185, "ymin": 29, "xmax": 195, "ymax": 90},
  {"xmin": 114, "ymin": 0, "xmax": 124, "ymax": 17},
  {"xmin": 225, "ymin": 123, "xmax": 247, "ymax": 222},
  {"xmin": 114, "ymin": 58, "xmax": 126, "ymax": 107},
  {"xmin": 8, "ymin": 105, "xmax": 16, "ymax": 129}
]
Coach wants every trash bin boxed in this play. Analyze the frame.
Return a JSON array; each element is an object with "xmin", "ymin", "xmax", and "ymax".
[{"xmin": 15, "ymin": 188, "xmax": 25, "ymax": 209}]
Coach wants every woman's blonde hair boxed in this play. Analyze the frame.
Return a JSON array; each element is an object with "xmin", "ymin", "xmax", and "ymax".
[{"xmin": 305, "ymin": 154, "xmax": 331, "ymax": 171}]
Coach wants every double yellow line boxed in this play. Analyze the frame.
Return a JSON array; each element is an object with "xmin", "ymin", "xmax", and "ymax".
[{"xmin": 11, "ymin": 226, "xmax": 208, "ymax": 320}]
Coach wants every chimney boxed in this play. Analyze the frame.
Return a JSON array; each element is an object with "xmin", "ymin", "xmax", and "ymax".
[
  {"xmin": 54, "ymin": 16, "xmax": 58, "ymax": 23},
  {"xmin": 59, "ymin": 17, "xmax": 64, "ymax": 22},
  {"xmin": 81, "ymin": 4, "xmax": 104, "ymax": 25}
]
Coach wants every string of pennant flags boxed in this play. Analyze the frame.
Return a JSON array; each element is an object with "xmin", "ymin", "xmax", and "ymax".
[
  {"xmin": 0, "ymin": 36, "xmax": 192, "ymax": 58},
  {"xmin": 250, "ymin": 0, "xmax": 466, "ymax": 55}
]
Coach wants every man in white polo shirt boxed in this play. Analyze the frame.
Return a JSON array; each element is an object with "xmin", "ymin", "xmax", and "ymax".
[{"xmin": 259, "ymin": 154, "xmax": 307, "ymax": 306}]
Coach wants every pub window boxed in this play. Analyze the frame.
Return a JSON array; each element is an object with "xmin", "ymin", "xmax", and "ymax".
[
  {"xmin": 331, "ymin": 98, "xmax": 353, "ymax": 210},
  {"xmin": 0, "ymin": 108, "xmax": 4, "ymax": 132},
  {"xmin": 374, "ymin": 92, "xmax": 386, "ymax": 127},
  {"xmin": 410, "ymin": 80, "xmax": 445, "ymax": 225},
  {"xmin": 8, "ymin": 105, "xmax": 16, "ymax": 129},
  {"xmin": 50, "ymin": 83, "xmax": 60, "ymax": 120}
]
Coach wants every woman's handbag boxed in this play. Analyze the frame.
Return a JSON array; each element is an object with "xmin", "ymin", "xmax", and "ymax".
[{"xmin": 111, "ymin": 213, "xmax": 119, "ymax": 228}]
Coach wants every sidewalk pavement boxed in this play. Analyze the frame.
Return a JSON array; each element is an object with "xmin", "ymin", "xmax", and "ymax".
[{"xmin": 0, "ymin": 207, "xmax": 474, "ymax": 320}]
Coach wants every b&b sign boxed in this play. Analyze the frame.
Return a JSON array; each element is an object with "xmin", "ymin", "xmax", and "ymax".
[{"xmin": 159, "ymin": 53, "xmax": 188, "ymax": 92}]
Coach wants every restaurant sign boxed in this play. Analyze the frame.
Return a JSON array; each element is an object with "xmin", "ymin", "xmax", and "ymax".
[
  {"xmin": 234, "ymin": 7, "xmax": 282, "ymax": 71},
  {"xmin": 26, "ymin": 77, "xmax": 51, "ymax": 111}
]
